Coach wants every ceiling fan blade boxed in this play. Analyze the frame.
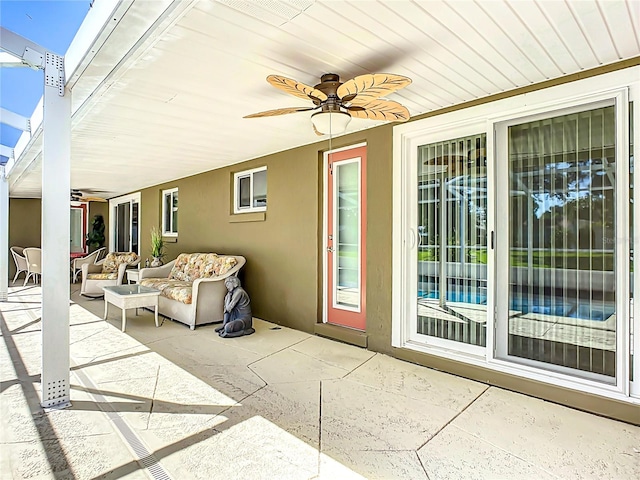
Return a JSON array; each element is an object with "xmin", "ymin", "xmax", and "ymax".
[
  {"xmin": 267, "ymin": 75, "xmax": 328, "ymax": 103},
  {"xmin": 81, "ymin": 196, "xmax": 108, "ymax": 203},
  {"xmin": 244, "ymin": 106, "xmax": 316, "ymax": 118},
  {"xmin": 337, "ymin": 73, "xmax": 411, "ymax": 106},
  {"xmin": 71, "ymin": 195, "xmax": 107, "ymax": 202},
  {"xmin": 348, "ymin": 99, "xmax": 410, "ymax": 122}
]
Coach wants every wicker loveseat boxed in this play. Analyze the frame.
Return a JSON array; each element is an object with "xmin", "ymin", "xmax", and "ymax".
[
  {"xmin": 138, "ymin": 253, "xmax": 246, "ymax": 330},
  {"xmin": 80, "ymin": 252, "xmax": 140, "ymax": 297}
]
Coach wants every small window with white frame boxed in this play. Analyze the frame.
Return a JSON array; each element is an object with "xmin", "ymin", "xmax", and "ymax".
[
  {"xmin": 234, "ymin": 166, "xmax": 267, "ymax": 213},
  {"xmin": 162, "ymin": 187, "xmax": 178, "ymax": 236}
]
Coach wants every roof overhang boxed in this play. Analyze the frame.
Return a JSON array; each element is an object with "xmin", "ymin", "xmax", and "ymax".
[{"xmin": 5, "ymin": 0, "xmax": 640, "ymax": 199}]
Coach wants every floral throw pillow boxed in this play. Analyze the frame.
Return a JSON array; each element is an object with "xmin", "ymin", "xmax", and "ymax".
[
  {"xmin": 169, "ymin": 253, "xmax": 191, "ymax": 281},
  {"xmin": 101, "ymin": 252, "xmax": 138, "ymax": 273},
  {"xmin": 168, "ymin": 253, "xmax": 237, "ymax": 281},
  {"xmin": 212, "ymin": 256, "xmax": 237, "ymax": 276}
]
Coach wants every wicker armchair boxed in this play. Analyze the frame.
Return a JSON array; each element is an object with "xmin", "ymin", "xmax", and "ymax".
[
  {"xmin": 71, "ymin": 247, "xmax": 106, "ymax": 283},
  {"xmin": 10, "ymin": 246, "xmax": 28, "ymax": 284},
  {"xmin": 23, "ymin": 247, "xmax": 42, "ymax": 286},
  {"xmin": 80, "ymin": 252, "xmax": 140, "ymax": 297}
]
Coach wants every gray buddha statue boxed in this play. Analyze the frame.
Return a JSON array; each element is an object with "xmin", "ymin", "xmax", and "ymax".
[{"xmin": 215, "ymin": 276, "xmax": 254, "ymax": 338}]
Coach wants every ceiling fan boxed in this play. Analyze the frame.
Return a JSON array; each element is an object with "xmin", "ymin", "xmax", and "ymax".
[
  {"xmin": 70, "ymin": 189, "xmax": 107, "ymax": 202},
  {"xmin": 244, "ymin": 73, "xmax": 412, "ymax": 135}
]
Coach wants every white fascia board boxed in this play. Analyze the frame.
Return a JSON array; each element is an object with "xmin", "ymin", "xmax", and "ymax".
[
  {"xmin": 64, "ymin": 0, "xmax": 125, "ymax": 85},
  {"xmin": 7, "ymin": 97, "xmax": 43, "ymax": 178},
  {"xmin": 4, "ymin": 1, "xmax": 123, "ymax": 181},
  {"xmin": 6, "ymin": 0, "xmax": 193, "ymax": 185}
]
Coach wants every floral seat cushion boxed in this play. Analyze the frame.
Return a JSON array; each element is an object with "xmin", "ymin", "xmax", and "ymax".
[
  {"xmin": 101, "ymin": 252, "xmax": 138, "ymax": 273},
  {"xmin": 140, "ymin": 278, "xmax": 192, "ymax": 304},
  {"xmin": 86, "ymin": 272, "xmax": 118, "ymax": 280},
  {"xmin": 169, "ymin": 253, "xmax": 237, "ymax": 282}
]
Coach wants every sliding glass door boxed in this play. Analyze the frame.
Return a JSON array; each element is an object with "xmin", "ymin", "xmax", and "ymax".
[
  {"xmin": 495, "ymin": 102, "xmax": 624, "ymax": 382},
  {"xmin": 109, "ymin": 193, "xmax": 140, "ymax": 255},
  {"xmin": 70, "ymin": 204, "xmax": 87, "ymax": 253},
  {"xmin": 394, "ymin": 73, "xmax": 636, "ymax": 401},
  {"xmin": 416, "ymin": 133, "xmax": 488, "ymax": 348},
  {"xmin": 115, "ymin": 203, "xmax": 130, "ymax": 252}
]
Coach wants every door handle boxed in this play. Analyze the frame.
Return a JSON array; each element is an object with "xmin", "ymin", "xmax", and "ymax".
[
  {"xmin": 327, "ymin": 246, "xmax": 334, "ymax": 253},
  {"xmin": 409, "ymin": 228, "xmax": 416, "ymax": 249}
]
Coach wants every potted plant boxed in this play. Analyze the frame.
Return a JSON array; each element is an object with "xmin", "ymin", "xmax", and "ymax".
[
  {"xmin": 86, "ymin": 214, "xmax": 105, "ymax": 252},
  {"xmin": 150, "ymin": 226, "xmax": 165, "ymax": 267}
]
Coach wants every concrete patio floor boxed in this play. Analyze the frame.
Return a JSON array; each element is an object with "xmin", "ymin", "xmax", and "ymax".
[{"xmin": 1, "ymin": 283, "xmax": 639, "ymax": 480}]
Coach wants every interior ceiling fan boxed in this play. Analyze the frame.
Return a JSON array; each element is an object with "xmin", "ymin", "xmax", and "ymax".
[
  {"xmin": 70, "ymin": 189, "xmax": 107, "ymax": 202},
  {"xmin": 244, "ymin": 73, "xmax": 412, "ymax": 135}
]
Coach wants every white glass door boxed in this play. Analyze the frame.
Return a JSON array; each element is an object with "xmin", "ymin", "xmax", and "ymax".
[
  {"xmin": 109, "ymin": 193, "xmax": 140, "ymax": 255},
  {"xmin": 115, "ymin": 202, "xmax": 130, "ymax": 252},
  {"xmin": 495, "ymin": 101, "xmax": 628, "ymax": 385},
  {"xmin": 70, "ymin": 204, "xmax": 87, "ymax": 253},
  {"xmin": 393, "ymin": 71, "xmax": 637, "ymax": 402},
  {"xmin": 416, "ymin": 134, "xmax": 489, "ymax": 348}
]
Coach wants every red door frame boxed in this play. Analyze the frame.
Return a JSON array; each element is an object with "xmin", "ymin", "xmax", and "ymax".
[{"xmin": 325, "ymin": 144, "xmax": 367, "ymax": 330}]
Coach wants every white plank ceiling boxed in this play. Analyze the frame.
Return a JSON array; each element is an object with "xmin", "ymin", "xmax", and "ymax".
[{"xmin": 7, "ymin": 0, "xmax": 640, "ymax": 198}]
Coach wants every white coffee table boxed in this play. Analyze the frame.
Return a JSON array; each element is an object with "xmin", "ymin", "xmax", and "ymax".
[{"xmin": 103, "ymin": 284, "xmax": 161, "ymax": 332}]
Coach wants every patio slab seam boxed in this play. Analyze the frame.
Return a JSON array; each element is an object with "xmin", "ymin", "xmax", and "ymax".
[
  {"xmin": 291, "ymin": 343, "xmax": 378, "ymax": 374},
  {"xmin": 416, "ymin": 384, "xmax": 491, "ymax": 451},
  {"xmin": 69, "ymin": 328, "xmax": 112, "ymax": 347},
  {"xmin": 245, "ymin": 337, "xmax": 318, "ymax": 385},
  {"xmin": 146, "ymin": 364, "xmax": 161, "ymax": 431}
]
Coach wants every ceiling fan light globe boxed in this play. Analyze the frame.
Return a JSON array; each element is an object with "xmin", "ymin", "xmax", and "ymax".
[{"xmin": 310, "ymin": 111, "xmax": 351, "ymax": 135}]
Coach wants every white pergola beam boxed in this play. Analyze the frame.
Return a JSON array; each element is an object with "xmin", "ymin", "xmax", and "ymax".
[
  {"xmin": 0, "ymin": 145, "xmax": 14, "ymax": 159},
  {"xmin": 1, "ymin": 108, "xmax": 30, "ymax": 132},
  {"xmin": 0, "ymin": 50, "xmax": 23, "ymax": 67},
  {"xmin": 0, "ymin": 27, "xmax": 46, "ymax": 70}
]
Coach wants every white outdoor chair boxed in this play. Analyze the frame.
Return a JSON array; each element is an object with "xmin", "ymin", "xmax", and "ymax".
[
  {"xmin": 96, "ymin": 248, "xmax": 107, "ymax": 262},
  {"xmin": 71, "ymin": 247, "xmax": 106, "ymax": 283},
  {"xmin": 81, "ymin": 252, "xmax": 140, "ymax": 297},
  {"xmin": 10, "ymin": 246, "xmax": 28, "ymax": 284},
  {"xmin": 23, "ymin": 247, "xmax": 42, "ymax": 286}
]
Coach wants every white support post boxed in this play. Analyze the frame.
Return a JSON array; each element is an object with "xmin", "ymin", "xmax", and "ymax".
[
  {"xmin": 41, "ymin": 51, "xmax": 71, "ymax": 409},
  {"xmin": 0, "ymin": 166, "xmax": 8, "ymax": 302}
]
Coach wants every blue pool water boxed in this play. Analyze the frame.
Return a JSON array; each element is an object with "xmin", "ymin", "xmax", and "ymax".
[
  {"xmin": 420, "ymin": 290, "xmax": 487, "ymax": 305},
  {"xmin": 510, "ymin": 297, "xmax": 614, "ymax": 321},
  {"xmin": 419, "ymin": 290, "xmax": 614, "ymax": 321}
]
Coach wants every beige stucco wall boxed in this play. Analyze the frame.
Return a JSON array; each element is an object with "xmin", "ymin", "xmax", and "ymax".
[
  {"xmin": 138, "ymin": 125, "xmax": 395, "ymax": 336},
  {"xmin": 7, "ymin": 199, "xmax": 41, "ymax": 280},
  {"xmin": 133, "ymin": 61, "xmax": 640, "ymax": 425},
  {"xmin": 140, "ymin": 140, "xmax": 334, "ymax": 331},
  {"xmin": 6, "ymin": 199, "xmax": 108, "ymax": 280}
]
